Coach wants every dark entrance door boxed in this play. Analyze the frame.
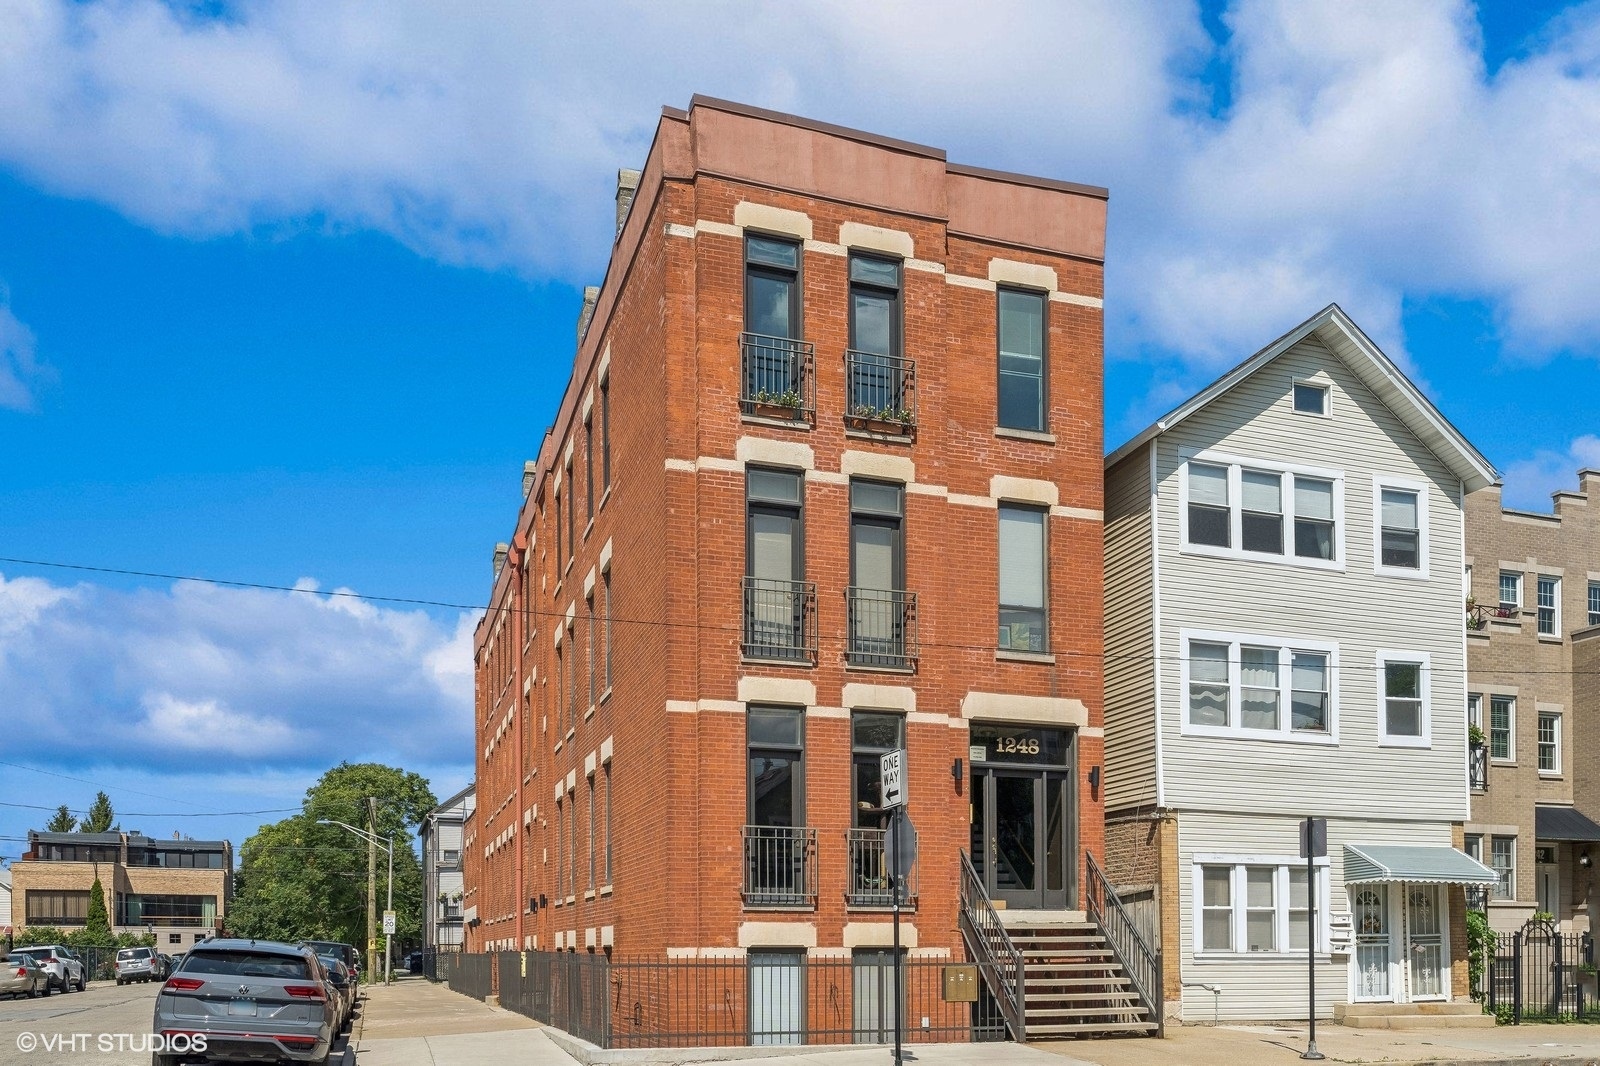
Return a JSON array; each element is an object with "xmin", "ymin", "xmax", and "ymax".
[{"xmin": 968, "ymin": 724, "xmax": 1074, "ymax": 910}]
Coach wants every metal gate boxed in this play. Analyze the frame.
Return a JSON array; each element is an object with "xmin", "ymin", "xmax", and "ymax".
[{"xmin": 1484, "ymin": 916, "xmax": 1599, "ymax": 1022}]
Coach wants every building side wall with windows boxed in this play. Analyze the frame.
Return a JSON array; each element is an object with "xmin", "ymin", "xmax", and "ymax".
[
  {"xmin": 1464, "ymin": 471, "xmax": 1600, "ymax": 933},
  {"xmin": 466, "ymin": 98, "xmax": 1109, "ymax": 964}
]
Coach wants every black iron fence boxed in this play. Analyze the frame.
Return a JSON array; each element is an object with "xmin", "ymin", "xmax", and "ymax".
[
  {"xmin": 740, "ymin": 333, "xmax": 814, "ymax": 419},
  {"xmin": 846, "ymin": 828, "xmax": 918, "ymax": 908},
  {"xmin": 845, "ymin": 588, "xmax": 918, "ymax": 668},
  {"xmin": 1483, "ymin": 918, "xmax": 1600, "ymax": 1023},
  {"xmin": 742, "ymin": 578, "xmax": 818, "ymax": 663},
  {"xmin": 444, "ymin": 950, "xmax": 1005, "ymax": 1049},
  {"xmin": 741, "ymin": 825, "xmax": 818, "ymax": 908}
]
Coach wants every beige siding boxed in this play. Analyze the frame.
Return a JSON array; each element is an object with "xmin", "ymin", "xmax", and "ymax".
[
  {"xmin": 1174, "ymin": 811, "xmax": 1457, "ymax": 1021},
  {"xmin": 1104, "ymin": 444, "xmax": 1157, "ymax": 810},
  {"xmin": 1153, "ymin": 337, "xmax": 1469, "ymax": 822}
]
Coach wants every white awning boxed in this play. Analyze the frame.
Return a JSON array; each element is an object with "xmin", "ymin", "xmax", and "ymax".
[{"xmin": 1344, "ymin": 845, "xmax": 1497, "ymax": 885}]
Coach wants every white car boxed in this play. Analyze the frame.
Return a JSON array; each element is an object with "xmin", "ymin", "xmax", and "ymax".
[{"xmin": 14, "ymin": 945, "xmax": 86, "ymax": 993}]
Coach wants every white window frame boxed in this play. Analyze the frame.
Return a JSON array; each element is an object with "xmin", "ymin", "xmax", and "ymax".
[
  {"xmin": 1499, "ymin": 570, "xmax": 1522, "ymax": 611},
  {"xmin": 1291, "ymin": 377, "xmax": 1330, "ymax": 417},
  {"xmin": 1371, "ymin": 476, "xmax": 1429, "ymax": 579},
  {"xmin": 1489, "ymin": 694, "xmax": 1516, "ymax": 763},
  {"xmin": 1179, "ymin": 628, "xmax": 1339, "ymax": 744},
  {"xmin": 1588, "ymin": 580, "xmax": 1600, "ymax": 628},
  {"xmin": 1375, "ymin": 650, "xmax": 1431, "ymax": 748},
  {"xmin": 1191, "ymin": 854, "xmax": 1331, "ymax": 958},
  {"xmin": 1467, "ymin": 692, "xmax": 1483, "ymax": 732},
  {"xmin": 1490, "ymin": 835, "xmax": 1516, "ymax": 901},
  {"xmin": 1537, "ymin": 709, "xmax": 1561, "ymax": 776},
  {"xmin": 1537, "ymin": 575, "xmax": 1560, "ymax": 637},
  {"xmin": 1178, "ymin": 450, "xmax": 1345, "ymax": 570}
]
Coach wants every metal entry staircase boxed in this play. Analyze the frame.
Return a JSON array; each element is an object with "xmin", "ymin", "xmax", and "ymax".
[{"xmin": 958, "ymin": 850, "xmax": 1163, "ymax": 1041}]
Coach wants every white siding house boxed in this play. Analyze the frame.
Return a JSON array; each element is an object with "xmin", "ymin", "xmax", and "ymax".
[
  {"xmin": 0, "ymin": 867, "xmax": 11, "ymax": 930},
  {"xmin": 1104, "ymin": 305, "xmax": 1499, "ymax": 1022},
  {"xmin": 422, "ymin": 783, "xmax": 475, "ymax": 953}
]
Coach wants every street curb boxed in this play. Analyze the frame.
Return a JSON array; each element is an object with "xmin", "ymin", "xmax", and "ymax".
[{"xmin": 541, "ymin": 1029, "xmax": 908, "ymax": 1066}]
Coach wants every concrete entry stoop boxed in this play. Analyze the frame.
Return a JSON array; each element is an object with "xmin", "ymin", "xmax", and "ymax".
[
  {"xmin": 1008, "ymin": 922, "xmax": 1158, "ymax": 1039},
  {"xmin": 1333, "ymin": 1001, "xmax": 1496, "ymax": 1029}
]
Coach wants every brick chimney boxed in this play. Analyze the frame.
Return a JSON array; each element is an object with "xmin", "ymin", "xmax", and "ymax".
[
  {"xmin": 576, "ymin": 285, "xmax": 600, "ymax": 345},
  {"xmin": 522, "ymin": 461, "xmax": 537, "ymax": 498},
  {"xmin": 492, "ymin": 542, "xmax": 508, "ymax": 579},
  {"xmin": 616, "ymin": 168, "xmax": 641, "ymax": 236}
]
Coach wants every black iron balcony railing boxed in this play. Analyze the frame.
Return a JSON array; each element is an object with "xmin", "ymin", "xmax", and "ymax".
[
  {"xmin": 741, "ymin": 825, "xmax": 817, "ymax": 908},
  {"xmin": 741, "ymin": 578, "xmax": 818, "ymax": 663},
  {"xmin": 740, "ymin": 333, "xmax": 814, "ymax": 420},
  {"xmin": 844, "ymin": 349, "xmax": 917, "ymax": 433},
  {"xmin": 845, "ymin": 587, "xmax": 918, "ymax": 669},
  {"xmin": 846, "ymin": 827, "xmax": 917, "ymax": 907},
  {"xmin": 1469, "ymin": 741, "xmax": 1489, "ymax": 792}
]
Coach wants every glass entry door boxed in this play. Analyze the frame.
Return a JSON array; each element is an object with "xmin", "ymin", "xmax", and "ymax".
[
  {"xmin": 1405, "ymin": 884, "xmax": 1446, "ymax": 999},
  {"xmin": 970, "ymin": 769, "xmax": 1071, "ymax": 909},
  {"xmin": 1352, "ymin": 885, "xmax": 1393, "ymax": 1001}
]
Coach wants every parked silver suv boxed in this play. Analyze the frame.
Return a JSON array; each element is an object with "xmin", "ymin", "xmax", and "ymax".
[
  {"xmin": 13, "ymin": 945, "xmax": 85, "ymax": 993},
  {"xmin": 151, "ymin": 939, "xmax": 335, "ymax": 1066},
  {"xmin": 115, "ymin": 946, "xmax": 159, "ymax": 984}
]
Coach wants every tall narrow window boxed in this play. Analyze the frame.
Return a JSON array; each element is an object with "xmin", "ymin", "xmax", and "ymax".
[
  {"xmin": 1201, "ymin": 866, "xmax": 1232, "ymax": 951},
  {"xmin": 847, "ymin": 255, "xmax": 903, "ymax": 417},
  {"xmin": 1538, "ymin": 575, "xmax": 1559, "ymax": 636},
  {"xmin": 1467, "ymin": 693, "xmax": 1483, "ymax": 732},
  {"xmin": 848, "ymin": 480, "xmax": 908, "ymax": 667},
  {"xmin": 554, "ymin": 800, "xmax": 564, "ymax": 899},
  {"xmin": 555, "ymin": 491, "xmax": 563, "ymax": 574},
  {"xmin": 1245, "ymin": 868, "xmax": 1277, "ymax": 952},
  {"xmin": 1188, "ymin": 642, "xmax": 1230, "ymax": 726},
  {"xmin": 603, "ymin": 760, "xmax": 613, "ymax": 885},
  {"xmin": 555, "ymin": 643, "xmax": 565, "ymax": 736},
  {"xmin": 998, "ymin": 504, "xmax": 1047, "ymax": 652},
  {"xmin": 1290, "ymin": 652, "xmax": 1330, "ymax": 733},
  {"xmin": 1490, "ymin": 695, "xmax": 1514, "ymax": 760},
  {"xmin": 600, "ymin": 377, "xmax": 611, "ymax": 492},
  {"xmin": 569, "ymin": 785, "xmax": 579, "ymax": 899},
  {"xmin": 1589, "ymin": 581, "xmax": 1600, "ymax": 627},
  {"xmin": 587, "ymin": 773, "xmax": 597, "ymax": 890},
  {"xmin": 1240, "ymin": 470, "xmax": 1283, "ymax": 554},
  {"xmin": 1240, "ymin": 646, "xmax": 1280, "ymax": 729},
  {"xmin": 744, "ymin": 235, "xmax": 803, "ymax": 404},
  {"xmin": 567, "ymin": 620, "xmax": 579, "ymax": 731},
  {"xmin": 1538, "ymin": 711, "xmax": 1560, "ymax": 774},
  {"xmin": 584, "ymin": 416, "xmax": 595, "ymax": 524},
  {"xmin": 747, "ymin": 706, "xmax": 806, "ymax": 903},
  {"xmin": 1490, "ymin": 837, "xmax": 1515, "ymax": 899},
  {"xmin": 1293, "ymin": 477, "xmax": 1335, "ymax": 560},
  {"xmin": 1382, "ymin": 660, "xmax": 1424, "ymax": 740},
  {"xmin": 586, "ymin": 593, "xmax": 596, "ymax": 711},
  {"xmin": 1380, "ymin": 489, "xmax": 1421, "ymax": 569},
  {"xmin": 1186, "ymin": 463, "xmax": 1231, "ymax": 548},
  {"xmin": 745, "ymin": 468, "xmax": 806, "ymax": 660},
  {"xmin": 997, "ymin": 288, "xmax": 1046, "ymax": 431},
  {"xmin": 602, "ymin": 567, "xmax": 613, "ymax": 690},
  {"xmin": 565, "ymin": 461, "xmax": 575, "ymax": 563}
]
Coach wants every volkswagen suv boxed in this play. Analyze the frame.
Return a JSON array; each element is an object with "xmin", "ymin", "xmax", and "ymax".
[{"xmin": 152, "ymin": 939, "xmax": 335, "ymax": 1066}]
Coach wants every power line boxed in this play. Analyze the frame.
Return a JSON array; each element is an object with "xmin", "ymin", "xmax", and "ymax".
[
  {"xmin": 0, "ymin": 760, "xmax": 221, "ymax": 811},
  {"xmin": 0, "ymin": 800, "xmax": 299, "ymax": 818},
  {"xmin": 6, "ymin": 553, "xmax": 1600, "ymax": 680}
]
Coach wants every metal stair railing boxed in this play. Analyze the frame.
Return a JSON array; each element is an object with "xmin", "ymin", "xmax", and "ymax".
[
  {"xmin": 1084, "ymin": 851, "xmax": 1164, "ymax": 1036},
  {"xmin": 958, "ymin": 849, "xmax": 1025, "ymax": 1042}
]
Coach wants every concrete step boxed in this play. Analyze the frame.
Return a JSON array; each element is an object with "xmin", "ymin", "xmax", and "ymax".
[
  {"xmin": 1335, "ymin": 1001, "xmax": 1485, "ymax": 1018},
  {"xmin": 1340, "ymin": 1012, "xmax": 1495, "ymax": 1029},
  {"xmin": 1027, "ymin": 1020, "xmax": 1159, "ymax": 1037}
]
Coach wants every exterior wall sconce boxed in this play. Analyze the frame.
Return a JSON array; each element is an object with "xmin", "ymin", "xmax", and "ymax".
[
  {"xmin": 1088, "ymin": 765, "xmax": 1101, "ymax": 798},
  {"xmin": 1581, "ymin": 852, "xmax": 1592, "ymax": 868},
  {"xmin": 951, "ymin": 758, "xmax": 962, "ymax": 785}
]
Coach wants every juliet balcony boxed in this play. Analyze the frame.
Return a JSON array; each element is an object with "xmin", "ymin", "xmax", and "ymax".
[{"xmin": 740, "ymin": 333, "xmax": 814, "ymax": 424}]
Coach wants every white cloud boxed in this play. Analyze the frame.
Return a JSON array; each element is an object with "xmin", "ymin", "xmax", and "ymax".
[
  {"xmin": 1499, "ymin": 434, "xmax": 1600, "ymax": 511},
  {"xmin": 1, "ymin": 0, "xmax": 1600, "ymax": 380},
  {"xmin": 0, "ymin": 571, "xmax": 474, "ymax": 772},
  {"xmin": 0, "ymin": 290, "xmax": 51, "ymax": 411}
]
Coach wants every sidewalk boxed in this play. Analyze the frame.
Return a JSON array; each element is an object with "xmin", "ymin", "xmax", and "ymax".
[{"xmin": 348, "ymin": 976, "xmax": 1600, "ymax": 1066}]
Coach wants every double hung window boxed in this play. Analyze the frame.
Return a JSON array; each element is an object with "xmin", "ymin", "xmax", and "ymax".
[
  {"xmin": 1183, "ymin": 633, "xmax": 1334, "ymax": 738},
  {"xmin": 1538, "ymin": 711, "xmax": 1561, "ymax": 774},
  {"xmin": 997, "ymin": 288, "xmax": 1047, "ymax": 431},
  {"xmin": 1499, "ymin": 571, "xmax": 1522, "ymax": 611},
  {"xmin": 1490, "ymin": 836, "xmax": 1515, "ymax": 900},
  {"xmin": 847, "ymin": 256, "xmax": 905, "ymax": 418},
  {"xmin": 744, "ymin": 236, "xmax": 804, "ymax": 406},
  {"xmin": 998, "ymin": 504, "xmax": 1047, "ymax": 652},
  {"xmin": 848, "ymin": 480, "xmax": 911, "ymax": 667},
  {"xmin": 1489, "ymin": 695, "xmax": 1514, "ymax": 761},
  {"xmin": 1378, "ymin": 654, "xmax": 1428, "ymax": 744},
  {"xmin": 745, "ymin": 468, "xmax": 808, "ymax": 661},
  {"xmin": 1377, "ymin": 487, "xmax": 1422, "ymax": 571},
  {"xmin": 584, "ymin": 416, "xmax": 595, "ymax": 524},
  {"xmin": 1589, "ymin": 581, "xmax": 1600, "ymax": 627},
  {"xmin": 1538, "ymin": 576, "xmax": 1560, "ymax": 636},
  {"xmin": 1196, "ymin": 860, "xmax": 1326, "ymax": 954},
  {"xmin": 1182, "ymin": 457, "xmax": 1340, "ymax": 563}
]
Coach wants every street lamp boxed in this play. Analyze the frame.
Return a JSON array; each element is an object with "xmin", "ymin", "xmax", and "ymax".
[{"xmin": 317, "ymin": 818, "xmax": 394, "ymax": 983}]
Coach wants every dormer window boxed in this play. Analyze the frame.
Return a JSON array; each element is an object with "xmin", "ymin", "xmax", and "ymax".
[{"xmin": 1292, "ymin": 381, "xmax": 1329, "ymax": 416}]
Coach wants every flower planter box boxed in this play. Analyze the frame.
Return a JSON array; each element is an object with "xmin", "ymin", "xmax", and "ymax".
[
  {"xmin": 846, "ymin": 415, "xmax": 913, "ymax": 435},
  {"xmin": 752, "ymin": 401, "xmax": 804, "ymax": 420}
]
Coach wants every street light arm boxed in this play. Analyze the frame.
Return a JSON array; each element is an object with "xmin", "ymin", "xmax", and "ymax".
[{"xmin": 316, "ymin": 819, "xmax": 393, "ymax": 854}]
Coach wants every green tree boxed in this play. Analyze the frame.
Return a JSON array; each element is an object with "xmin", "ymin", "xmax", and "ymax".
[
  {"xmin": 83, "ymin": 878, "xmax": 113, "ymax": 945},
  {"xmin": 81, "ymin": 792, "xmax": 118, "ymax": 833},
  {"xmin": 44, "ymin": 805, "xmax": 77, "ymax": 832},
  {"xmin": 231, "ymin": 763, "xmax": 436, "ymax": 958}
]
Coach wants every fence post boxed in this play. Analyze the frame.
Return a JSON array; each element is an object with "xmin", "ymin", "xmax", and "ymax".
[{"xmin": 1513, "ymin": 930, "xmax": 1523, "ymax": 1025}]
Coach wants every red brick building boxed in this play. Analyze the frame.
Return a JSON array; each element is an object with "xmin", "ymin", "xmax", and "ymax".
[{"xmin": 464, "ymin": 97, "xmax": 1109, "ymax": 1033}]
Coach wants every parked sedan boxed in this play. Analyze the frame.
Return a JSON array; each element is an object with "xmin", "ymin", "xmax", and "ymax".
[
  {"xmin": 152, "ymin": 939, "xmax": 336, "ymax": 1066},
  {"xmin": 316, "ymin": 955, "xmax": 355, "ymax": 1032},
  {"xmin": 1, "ymin": 954, "xmax": 49, "ymax": 999}
]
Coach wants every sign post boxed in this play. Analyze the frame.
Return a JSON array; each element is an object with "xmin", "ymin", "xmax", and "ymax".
[
  {"xmin": 880, "ymin": 750, "xmax": 910, "ymax": 1066},
  {"xmin": 1300, "ymin": 816, "xmax": 1327, "ymax": 1061}
]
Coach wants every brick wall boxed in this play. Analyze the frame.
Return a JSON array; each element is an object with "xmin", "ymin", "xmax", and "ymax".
[{"xmin": 466, "ymin": 97, "xmax": 1107, "ymax": 960}]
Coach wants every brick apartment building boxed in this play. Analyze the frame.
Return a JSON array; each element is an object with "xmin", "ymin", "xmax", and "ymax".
[
  {"xmin": 1465, "ymin": 469, "xmax": 1600, "ymax": 934},
  {"xmin": 464, "ymin": 96, "xmax": 1113, "ymax": 1036},
  {"xmin": 12, "ymin": 831, "xmax": 231, "ymax": 947}
]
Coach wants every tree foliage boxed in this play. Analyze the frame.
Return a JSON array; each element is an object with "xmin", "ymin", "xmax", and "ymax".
[
  {"xmin": 81, "ymin": 792, "xmax": 118, "ymax": 833},
  {"xmin": 45, "ymin": 805, "xmax": 77, "ymax": 833},
  {"xmin": 84, "ymin": 878, "xmax": 113, "ymax": 945},
  {"xmin": 231, "ymin": 763, "xmax": 437, "ymax": 958}
]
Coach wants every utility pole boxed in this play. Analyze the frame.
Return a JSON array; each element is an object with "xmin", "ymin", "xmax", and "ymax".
[{"xmin": 366, "ymin": 796, "xmax": 378, "ymax": 983}]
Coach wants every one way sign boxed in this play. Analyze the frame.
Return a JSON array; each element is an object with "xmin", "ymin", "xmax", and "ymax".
[{"xmin": 880, "ymin": 749, "xmax": 906, "ymax": 809}]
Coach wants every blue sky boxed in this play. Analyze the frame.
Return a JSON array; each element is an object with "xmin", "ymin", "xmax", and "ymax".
[{"xmin": 1, "ymin": 0, "xmax": 1598, "ymax": 862}]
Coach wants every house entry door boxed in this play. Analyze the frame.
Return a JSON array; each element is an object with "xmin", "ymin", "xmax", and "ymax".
[
  {"xmin": 1404, "ymin": 884, "xmax": 1446, "ymax": 999},
  {"xmin": 967, "ymin": 724, "xmax": 1074, "ymax": 910},
  {"xmin": 1352, "ymin": 885, "xmax": 1393, "ymax": 1002}
]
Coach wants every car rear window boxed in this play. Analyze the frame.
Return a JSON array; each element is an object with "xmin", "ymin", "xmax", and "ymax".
[
  {"xmin": 183, "ymin": 951, "xmax": 311, "ymax": 980},
  {"xmin": 118, "ymin": 949, "xmax": 150, "ymax": 960}
]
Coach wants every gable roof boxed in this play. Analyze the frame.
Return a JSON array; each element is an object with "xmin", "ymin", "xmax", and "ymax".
[{"xmin": 1105, "ymin": 303, "xmax": 1499, "ymax": 492}]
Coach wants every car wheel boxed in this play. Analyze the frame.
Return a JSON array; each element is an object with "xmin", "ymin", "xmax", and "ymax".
[
  {"xmin": 151, "ymin": 1053, "xmax": 180, "ymax": 1066},
  {"xmin": 77, "ymin": 975, "xmax": 87, "ymax": 992}
]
